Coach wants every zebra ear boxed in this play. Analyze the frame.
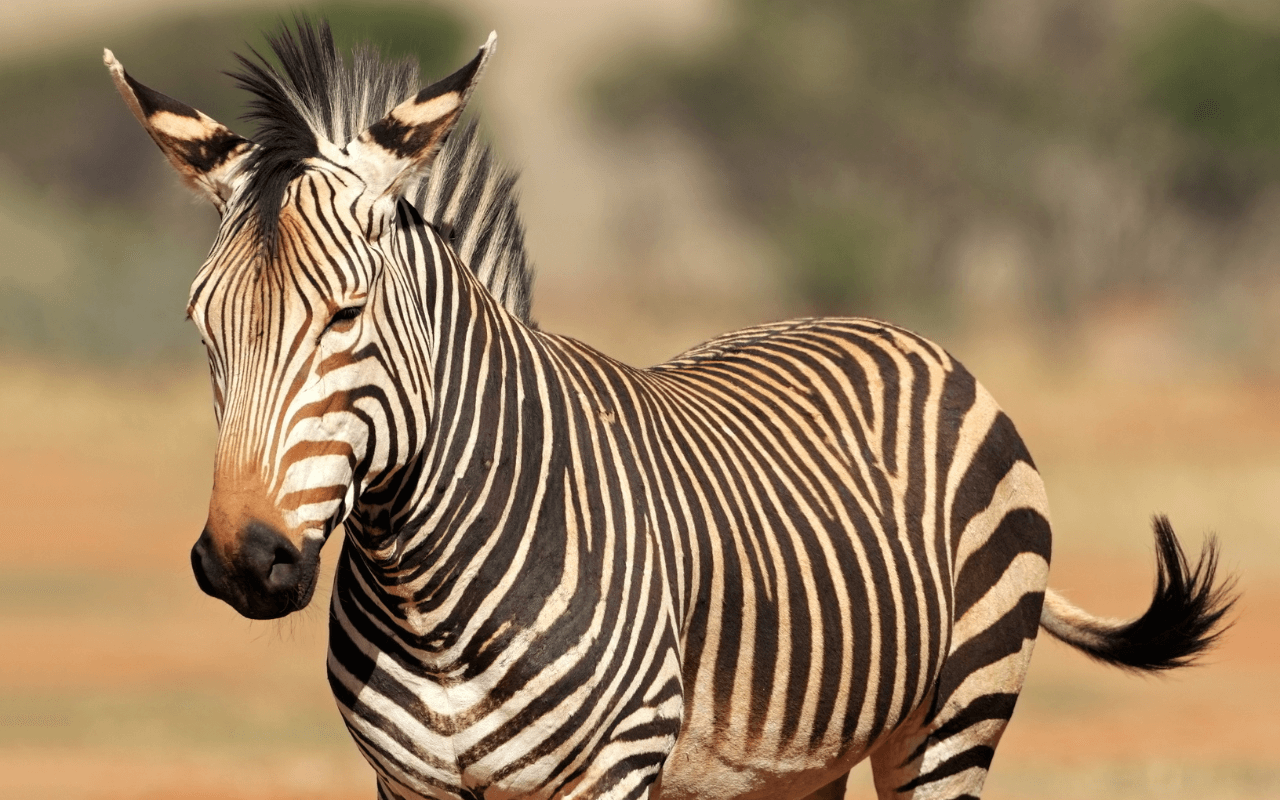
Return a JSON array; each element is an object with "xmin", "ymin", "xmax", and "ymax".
[
  {"xmin": 345, "ymin": 32, "xmax": 496, "ymax": 203},
  {"xmin": 104, "ymin": 49, "xmax": 255, "ymax": 211}
]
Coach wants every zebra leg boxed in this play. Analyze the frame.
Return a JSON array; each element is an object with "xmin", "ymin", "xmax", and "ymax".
[
  {"xmin": 867, "ymin": 639, "xmax": 1036, "ymax": 800},
  {"xmin": 870, "ymin": 507, "xmax": 1051, "ymax": 799},
  {"xmin": 799, "ymin": 771, "xmax": 849, "ymax": 800}
]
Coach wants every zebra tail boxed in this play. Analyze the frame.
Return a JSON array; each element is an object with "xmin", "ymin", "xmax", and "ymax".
[{"xmin": 1038, "ymin": 515, "xmax": 1238, "ymax": 672}]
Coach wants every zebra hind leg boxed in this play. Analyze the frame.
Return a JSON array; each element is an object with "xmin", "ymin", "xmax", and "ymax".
[
  {"xmin": 867, "ymin": 686, "xmax": 1015, "ymax": 800},
  {"xmin": 868, "ymin": 635, "xmax": 1038, "ymax": 800},
  {"xmin": 870, "ymin": 508, "xmax": 1051, "ymax": 799}
]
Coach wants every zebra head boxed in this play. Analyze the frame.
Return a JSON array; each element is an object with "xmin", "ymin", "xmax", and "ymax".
[{"xmin": 106, "ymin": 27, "xmax": 495, "ymax": 619}]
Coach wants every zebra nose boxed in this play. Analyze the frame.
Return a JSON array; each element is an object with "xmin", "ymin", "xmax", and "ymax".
[
  {"xmin": 190, "ymin": 520, "xmax": 318, "ymax": 619},
  {"xmin": 239, "ymin": 520, "xmax": 303, "ymax": 593},
  {"xmin": 191, "ymin": 527, "xmax": 221, "ymax": 598}
]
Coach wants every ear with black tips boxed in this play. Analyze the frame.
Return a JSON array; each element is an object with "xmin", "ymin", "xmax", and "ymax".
[
  {"xmin": 345, "ymin": 32, "xmax": 495, "ymax": 203},
  {"xmin": 104, "ymin": 48, "xmax": 255, "ymax": 211}
]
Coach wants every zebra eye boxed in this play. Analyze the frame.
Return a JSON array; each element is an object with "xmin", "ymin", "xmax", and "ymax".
[{"xmin": 326, "ymin": 305, "xmax": 364, "ymax": 331}]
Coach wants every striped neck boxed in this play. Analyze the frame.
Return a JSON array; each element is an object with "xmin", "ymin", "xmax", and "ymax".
[{"xmin": 340, "ymin": 197, "xmax": 545, "ymax": 620}]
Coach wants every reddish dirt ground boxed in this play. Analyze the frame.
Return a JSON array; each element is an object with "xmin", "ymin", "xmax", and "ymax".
[{"xmin": 1, "ymin": 348, "xmax": 1277, "ymax": 800}]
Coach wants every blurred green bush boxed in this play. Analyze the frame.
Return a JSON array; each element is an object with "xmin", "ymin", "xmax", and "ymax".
[
  {"xmin": 0, "ymin": 2, "xmax": 466, "ymax": 363},
  {"xmin": 1137, "ymin": 5, "xmax": 1280, "ymax": 220},
  {"xmin": 1139, "ymin": 6, "xmax": 1280, "ymax": 150},
  {"xmin": 592, "ymin": 0, "xmax": 1280, "ymax": 325}
]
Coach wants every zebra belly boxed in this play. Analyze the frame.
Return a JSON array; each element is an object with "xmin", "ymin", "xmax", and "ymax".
[
  {"xmin": 653, "ymin": 684, "xmax": 934, "ymax": 800},
  {"xmin": 649, "ymin": 500, "xmax": 951, "ymax": 795},
  {"xmin": 655, "ymin": 576, "xmax": 947, "ymax": 793}
]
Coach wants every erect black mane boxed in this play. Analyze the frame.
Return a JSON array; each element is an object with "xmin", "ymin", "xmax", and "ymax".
[
  {"xmin": 230, "ymin": 19, "xmax": 415, "ymax": 254},
  {"xmin": 227, "ymin": 18, "xmax": 533, "ymax": 321}
]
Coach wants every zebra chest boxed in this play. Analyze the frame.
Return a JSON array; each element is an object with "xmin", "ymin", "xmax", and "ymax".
[
  {"xmin": 328, "ymin": 621, "xmax": 568, "ymax": 797},
  {"xmin": 326, "ymin": 557, "xmax": 687, "ymax": 799}
]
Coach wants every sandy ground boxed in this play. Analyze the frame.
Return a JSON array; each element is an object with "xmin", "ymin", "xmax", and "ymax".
[{"xmin": 2, "ymin": 331, "xmax": 1277, "ymax": 800}]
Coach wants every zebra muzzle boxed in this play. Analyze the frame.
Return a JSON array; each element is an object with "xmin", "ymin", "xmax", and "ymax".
[{"xmin": 191, "ymin": 520, "xmax": 322, "ymax": 619}]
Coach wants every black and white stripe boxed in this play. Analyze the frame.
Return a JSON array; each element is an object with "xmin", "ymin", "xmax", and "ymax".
[{"xmin": 108, "ymin": 19, "xmax": 1236, "ymax": 800}]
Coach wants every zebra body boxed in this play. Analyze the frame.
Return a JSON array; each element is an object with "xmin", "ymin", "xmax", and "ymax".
[
  {"xmin": 324, "ymin": 209, "xmax": 1049, "ymax": 798},
  {"xmin": 106, "ymin": 21, "xmax": 1234, "ymax": 800}
]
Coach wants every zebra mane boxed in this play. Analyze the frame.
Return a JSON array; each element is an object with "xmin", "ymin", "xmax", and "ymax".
[
  {"xmin": 412, "ymin": 120, "xmax": 532, "ymax": 321},
  {"xmin": 230, "ymin": 18, "xmax": 533, "ymax": 321}
]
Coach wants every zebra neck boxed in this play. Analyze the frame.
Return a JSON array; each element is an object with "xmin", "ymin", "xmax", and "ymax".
[{"xmin": 341, "ymin": 211, "xmax": 563, "ymax": 643}]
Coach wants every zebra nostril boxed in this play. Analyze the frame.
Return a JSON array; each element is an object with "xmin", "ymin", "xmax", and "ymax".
[
  {"xmin": 194, "ymin": 518, "xmax": 318, "ymax": 618},
  {"xmin": 267, "ymin": 543, "xmax": 298, "ymax": 585},
  {"xmin": 239, "ymin": 520, "xmax": 303, "ymax": 594}
]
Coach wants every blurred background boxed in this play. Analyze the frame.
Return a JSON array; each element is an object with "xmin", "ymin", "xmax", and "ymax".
[{"xmin": 1, "ymin": 0, "xmax": 1277, "ymax": 797}]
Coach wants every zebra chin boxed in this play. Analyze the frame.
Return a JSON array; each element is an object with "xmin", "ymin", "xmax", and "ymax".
[{"xmin": 190, "ymin": 519, "xmax": 325, "ymax": 620}]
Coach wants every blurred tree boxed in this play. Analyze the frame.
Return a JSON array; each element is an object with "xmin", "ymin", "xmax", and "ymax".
[
  {"xmin": 591, "ymin": 0, "xmax": 1280, "ymax": 325},
  {"xmin": 1137, "ymin": 5, "xmax": 1280, "ymax": 219},
  {"xmin": 1139, "ymin": 6, "xmax": 1280, "ymax": 150}
]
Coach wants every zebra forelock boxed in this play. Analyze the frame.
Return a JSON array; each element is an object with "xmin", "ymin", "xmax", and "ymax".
[{"xmin": 228, "ymin": 17, "xmax": 533, "ymax": 321}]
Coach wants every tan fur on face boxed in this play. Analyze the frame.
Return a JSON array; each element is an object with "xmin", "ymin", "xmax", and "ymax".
[{"xmin": 204, "ymin": 467, "xmax": 294, "ymax": 557}]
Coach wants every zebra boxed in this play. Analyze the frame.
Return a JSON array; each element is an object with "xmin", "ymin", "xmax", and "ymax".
[{"xmin": 105, "ymin": 20, "xmax": 1235, "ymax": 800}]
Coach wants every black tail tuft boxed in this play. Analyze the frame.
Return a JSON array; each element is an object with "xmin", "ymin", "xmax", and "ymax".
[{"xmin": 1046, "ymin": 516, "xmax": 1237, "ymax": 672}]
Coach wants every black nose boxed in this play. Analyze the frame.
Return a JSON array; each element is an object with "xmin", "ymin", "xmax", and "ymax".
[
  {"xmin": 239, "ymin": 520, "xmax": 303, "ymax": 593},
  {"xmin": 191, "ymin": 528, "xmax": 220, "ymax": 598},
  {"xmin": 190, "ymin": 520, "xmax": 319, "ymax": 619}
]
